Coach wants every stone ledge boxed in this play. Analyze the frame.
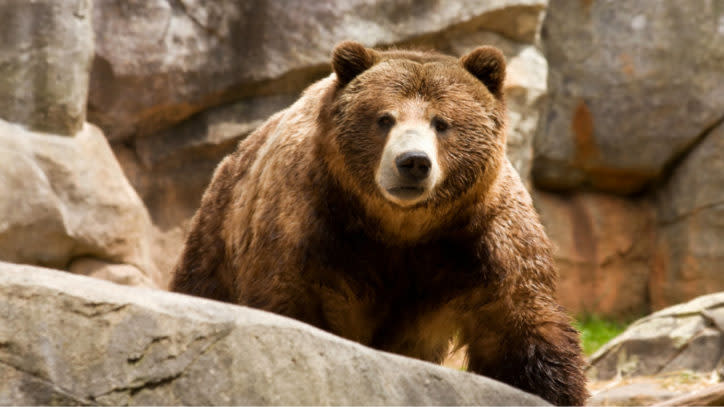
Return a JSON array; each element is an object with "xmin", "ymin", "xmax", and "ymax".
[{"xmin": 0, "ymin": 261, "xmax": 548, "ymax": 405}]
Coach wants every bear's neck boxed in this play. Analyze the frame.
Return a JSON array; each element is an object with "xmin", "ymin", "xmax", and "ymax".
[{"xmin": 312, "ymin": 165, "xmax": 478, "ymax": 247}]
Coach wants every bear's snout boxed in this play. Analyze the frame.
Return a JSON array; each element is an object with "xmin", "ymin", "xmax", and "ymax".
[
  {"xmin": 375, "ymin": 124, "xmax": 442, "ymax": 207},
  {"xmin": 395, "ymin": 151, "xmax": 431, "ymax": 182}
]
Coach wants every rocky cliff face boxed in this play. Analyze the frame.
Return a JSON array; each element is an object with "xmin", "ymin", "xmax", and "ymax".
[
  {"xmin": 0, "ymin": 0, "xmax": 722, "ymax": 318},
  {"xmin": 533, "ymin": 0, "xmax": 724, "ymax": 317}
]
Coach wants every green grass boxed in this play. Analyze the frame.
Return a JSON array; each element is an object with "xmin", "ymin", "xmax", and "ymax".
[{"xmin": 574, "ymin": 315, "xmax": 628, "ymax": 356}]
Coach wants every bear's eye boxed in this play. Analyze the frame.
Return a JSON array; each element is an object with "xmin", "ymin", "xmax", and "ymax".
[
  {"xmin": 432, "ymin": 117, "xmax": 449, "ymax": 133},
  {"xmin": 377, "ymin": 114, "xmax": 395, "ymax": 130}
]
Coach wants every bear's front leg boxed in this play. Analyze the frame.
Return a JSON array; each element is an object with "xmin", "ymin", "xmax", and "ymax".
[
  {"xmin": 461, "ymin": 178, "xmax": 589, "ymax": 405},
  {"xmin": 463, "ymin": 299, "xmax": 588, "ymax": 406}
]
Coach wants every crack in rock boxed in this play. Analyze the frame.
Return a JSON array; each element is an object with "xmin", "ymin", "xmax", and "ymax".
[
  {"xmin": 92, "ymin": 326, "xmax": 232, "ymax": 403},
  {"xmin": 702, "ymin": 307, "xmax": 724, "ymax": 332},
  {"xmin": 0, "ymin": 359, "xmax": 93, "ymax": 405},
  {"xmin": 63, "ymin": 302, "xmax": 130, "ymax": 318},
  {"xmin": 127, "ymin": 335, "xmax": 171, "ymax": 364},
  {"xmin": 659, "ymin": 200, "xmax": 724, "ymax": 226}
]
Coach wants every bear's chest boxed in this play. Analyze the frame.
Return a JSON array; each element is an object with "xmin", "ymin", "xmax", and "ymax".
[
  {"xmin": 306, "ymin": 231, "xmax": 498, "ymax": 354},
  {"xmin": 309, "ymin": 230, "xmax": 492, "ymax": 304}
]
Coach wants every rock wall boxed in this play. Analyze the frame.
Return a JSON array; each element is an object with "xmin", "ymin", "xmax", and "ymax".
[
  {"xmin": 534, "ymin": 0, "xmax": 724, "ymax": 194},
  {"xmin": 533, "ymin": 0, "xmax": 724, "ymax": 317},
  {"xmin": 0, "ymin": 0, "xmax": 722, "ymax": 318}
]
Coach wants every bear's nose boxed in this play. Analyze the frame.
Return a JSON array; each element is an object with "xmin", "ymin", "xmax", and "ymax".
[{"xmin": 395, "ymin": 151, "xmax": 431, "ymax": 181}]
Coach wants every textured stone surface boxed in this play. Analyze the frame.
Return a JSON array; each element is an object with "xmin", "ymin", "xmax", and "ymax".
[
  {"xmin": 588, "ymin": 293, "xmax": 724, "ymax": 381},
  {"xmin": 589, "ymin": 381, "xmax": 680, "ymax": 406},
  {"xmin": 657, "ymin": 383, "xmax": 724, "ymax": 406},
  {"xmin": 651, "ymin": 123, "xmax": 724, "ymax": 310},
  {"xmin": 587, "ymin": 373, "xmax": 722, "ymax": 407},
  {"xmin": 89, "ymin": 0, "xmax": 546, "ymax": 140},
  {"xmin": 533, "ymin": 190, "xmax": 653, "ymax": 318},
  {"xmin": 533, "ymin": 0, "xmax": 724, "ymax": 193},
  {"xmin": 69, "ymin": 258, "xmax": 156, "ymax": 288},
  {"xmin": 122, "ymin": 94, "xmax": 298, "ymax": 228},
  {"xmin": 0, "ymin": 119, "xmax": 157, "ymax": 282},
  {"xmin": 0, "ymin": 262, "xmax": 548, "ymax": 406},
  {"xmin": 0, "ymin": 0, "xmax": 93, "ymax": 135},
  {"xmin": 588, "ymin": 373, "xmax": 724, "ymax": 405}
]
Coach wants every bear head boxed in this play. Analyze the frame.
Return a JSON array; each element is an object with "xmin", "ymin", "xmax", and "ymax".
[{"xmin": 319, "ymin": 41, "xmax": 508, "ymax": 240}]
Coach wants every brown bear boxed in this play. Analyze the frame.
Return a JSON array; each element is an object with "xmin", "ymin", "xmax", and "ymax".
[{"xmin": 171, "ymin": 41, "xmax": 588, "ymax": 405}]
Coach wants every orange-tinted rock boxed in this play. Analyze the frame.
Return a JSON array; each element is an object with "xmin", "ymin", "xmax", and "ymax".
[
  {"xmin": 534, "ymin": 190, "xmax": 654, "ymax": 318},
  {"xmin": 533, "ymin": 0, "xmax": 724, "ymax": 194}
]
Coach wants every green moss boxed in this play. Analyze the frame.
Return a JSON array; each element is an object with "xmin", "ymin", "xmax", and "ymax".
[{"xmin": 574, "ymin": 314, "xmax": 628, "ymax": 356}]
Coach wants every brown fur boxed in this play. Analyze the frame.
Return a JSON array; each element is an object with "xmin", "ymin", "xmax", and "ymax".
[{"xmin": 172, "ymin": 42, "xmax": 589, "ymax": 405}]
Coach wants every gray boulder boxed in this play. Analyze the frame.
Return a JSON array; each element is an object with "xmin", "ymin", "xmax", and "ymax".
[
  {"xmin": 0, "ymin": 0, "xmax": 93, "ymax": 135},
  {"xmin": 533, "ymin": 0, "xmax": 724, "ymax": 193},
  {"xmin": 0, "ymin": 262, "xmax": 549, "ymax": 405},
  {"xmin": 588, "ymin": 292, "xmax": 724, "ymax": 381}
]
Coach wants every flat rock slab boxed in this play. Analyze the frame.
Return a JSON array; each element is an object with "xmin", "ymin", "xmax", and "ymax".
[
  {"xmin": 0, "ymin": 262, "xmax": 548, "ymax": 405},
  {"xmin": 590, "ymin": 381, "xmax": 679, "ymax": 406},
  {"xmin": 588, "ymin": 372, "xmax": 719, "ymax": 406}
]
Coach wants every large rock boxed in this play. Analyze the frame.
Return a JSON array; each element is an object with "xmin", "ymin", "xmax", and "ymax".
[
  {"xmin": 0, "ymin": 0, "xmax": 93, "ymax": 135},
  {"xmin": 533, "ymin": 0, "xmax": 724, "ymax": 194},
  {"xmin": 533, "ymin": 190, "xmax": 653, "ymax": 318},
  {"xmin": 89, "ymin": 0, "xmax": 546, "ymax": 140},
  {"xmin": 651, "ymin": 122, "xmax": 724, "ymax": 310},
  {"xmin": 0, "ymin": 262, "xmax": 548, "ymax": 405},
  {"xmin": 588, "ymin": 292, "xmax": 724, "ymax": 381},
  {"xmin": 0, "ymin": 119, "xmax": 157, "ymax": 284}
]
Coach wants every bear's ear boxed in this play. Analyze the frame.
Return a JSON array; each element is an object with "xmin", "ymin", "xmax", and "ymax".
[
  {"xmin": 332, "ymin": 41, "xmax": 377, "ymax": 86},
  {"xmin": 460, "ymin": 46, "xmax": 506, "ymax": 98}
]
